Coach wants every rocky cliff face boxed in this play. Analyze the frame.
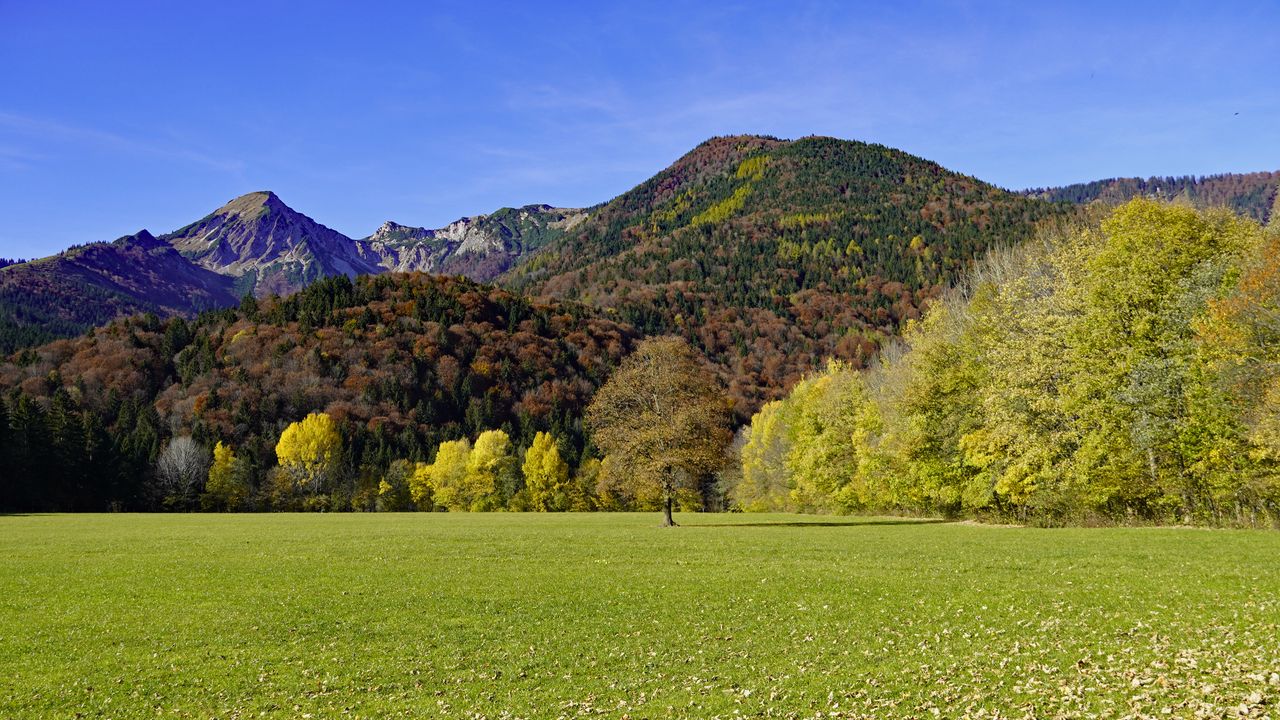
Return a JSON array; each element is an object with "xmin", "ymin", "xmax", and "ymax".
[{"xmin": 364, "ymin": 204, "xmax": 587, "ymax": 281}]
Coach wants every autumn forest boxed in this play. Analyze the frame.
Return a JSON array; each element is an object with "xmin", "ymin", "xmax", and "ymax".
[{"xmin": 1, "ymin": 137, "xmax": 1278, "ymax": 526}]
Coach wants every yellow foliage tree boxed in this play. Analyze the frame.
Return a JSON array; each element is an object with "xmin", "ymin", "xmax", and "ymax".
[
  {"xmin": 203, "ymin": 441, "xmax": 249, "ymax": 511},
  {"xmin": 466, "ymin": 430, "xmax": 514, "ymax": 511},
  {"xmin": 275, "ymin": 412, "xmax": 341, "ymax": 493},
  {"xmin": 414, "ymin": 439, "xmax": 471, "ymax": 511},
  {"xmin": 737, "ymin": 401, "xmax": 790, "ymax": 512},
  {"xmin": 570, "ymin": 457, "xmax": 602, "ymax": 511},
  {"xmin": 523, "ymin": 431, "xmax": 570, "ymax": 511},
  {"xmin": 408, "ymin": 461, "xmax": 433, "ymax": 509}
]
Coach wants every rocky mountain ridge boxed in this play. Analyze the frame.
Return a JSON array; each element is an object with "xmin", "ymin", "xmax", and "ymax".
[
  {"xmin": 362, "ymin": 204, "xmax": 587, "ymax": 279},
  {"xmin": 162, "ymin": 191, "xmax": 385, "ymax": 297},
  {"xmin": 0, "ymin": 195, "xmax": 586, "ymax": 350},
  {"xmin": 161, "ymin": 191, "xmax": 583, "ymax": 296}
]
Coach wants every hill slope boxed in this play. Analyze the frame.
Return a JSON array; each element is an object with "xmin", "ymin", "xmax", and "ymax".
[
  {"xmin": 0, "ymin": 231, "xmax": 239, "ymax": 353},
  {"xmin": 1024, "ymin": 171, "xmax": 1280, "ymax": 223},
  {"xmin": 502, "ymin": 135, "xmax": 1067, "ymax": 413},
  {"xmin": 0, "ymin": 273, "xmax": 638, "ymax": 510}
]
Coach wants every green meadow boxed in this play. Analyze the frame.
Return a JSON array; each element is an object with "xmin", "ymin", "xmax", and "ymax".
[{"xmin": 1, "ymin": 514, "xmax": 1277, "ymax": 719}]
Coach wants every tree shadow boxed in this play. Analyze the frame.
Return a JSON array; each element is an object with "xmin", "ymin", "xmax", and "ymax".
[{"xmin": 686, "ymin": 517, "xmax": 954, "ymax": 528}]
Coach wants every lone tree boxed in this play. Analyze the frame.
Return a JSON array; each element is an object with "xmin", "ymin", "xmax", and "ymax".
[{"xmin": 586, "ymin": 336, "xmax": 731, "ymax": 526}]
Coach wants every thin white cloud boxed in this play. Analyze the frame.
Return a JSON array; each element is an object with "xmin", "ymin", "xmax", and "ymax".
[
  {"xmin": 0, "ymin": 111, "xmax": 246, "ymax": 174},
  {"xmin": 0, "ymin": 144, "xmax": 45, "ymax": 171}
]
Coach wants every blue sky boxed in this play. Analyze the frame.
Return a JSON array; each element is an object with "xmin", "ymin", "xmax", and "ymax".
[{"xmin": 1, "ymin": 1, "xmax": 1278, "ymax": 258}]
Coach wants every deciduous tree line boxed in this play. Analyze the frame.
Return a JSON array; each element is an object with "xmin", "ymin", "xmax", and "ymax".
[
  {"xmin": 0, "ymin": 321, "xmax": 731, "ymax": 520},
  {"xmin": 727, "ymin": 200, "xmax": 1280, "ymax": 526},
  {"xmin": 181, "ymin": 336, "xmax": 730, "ymax": 519},
  {"xmin": 194, "ymin": 414, "xmax": 590, "ymax": 513}
]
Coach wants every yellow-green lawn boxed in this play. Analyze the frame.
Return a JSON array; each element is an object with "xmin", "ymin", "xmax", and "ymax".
[{"xmin": 1, "ymin": 513, "xmax": 1277, "ymax": 718}]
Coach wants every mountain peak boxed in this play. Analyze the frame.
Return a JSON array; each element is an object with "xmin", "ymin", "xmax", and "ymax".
[
  {"xmin": 366, "ymin": 220, "xmax": 434, "ymax": 247},
  {"xmin": 111, "ymin": 229, "xmax": 163, "ymax": 250},
  {"xmin": 164, "ymin": 191, "xmax": 384, "ymax": 296},
  {"xmin": 689, "ymin": 134, "xmax": 787, "ymax": 153},
  {"xmin": 214, "ymin": 191, "xmax": 285, "ymax": 219}
]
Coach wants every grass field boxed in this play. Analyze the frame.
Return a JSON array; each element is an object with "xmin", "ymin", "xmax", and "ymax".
[{"xmin": 1, "ymin": 514, "xmax": 1278, "ymax": 719}]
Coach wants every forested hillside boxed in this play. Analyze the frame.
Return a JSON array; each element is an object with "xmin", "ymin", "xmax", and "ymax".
[
  {"xmin": 0, "ymin": 273, "xmax": 638, "ymax": 511},
  {"xmin": 1025, "ymin": 171, "xmax": 1279, "ymax": 223},
  {"xmin": 0, "ymin": 231, "xmax": 239, "ymax": 353},
  {"xmin": 5, "ymin": 137, "xmax": 1274, "ymax": 379},
  {"xmin": 728, "ymin": 199, "xmax": 1280, "ymax": 526},
  {"xmin": 504, "ymin": 135, "xmax": 1067, "ymax": 415}
]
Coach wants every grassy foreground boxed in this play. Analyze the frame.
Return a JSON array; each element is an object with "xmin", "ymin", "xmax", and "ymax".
[{"xmin": 1, "ymin": 514, "xmax": 1277, "ymax": 719}]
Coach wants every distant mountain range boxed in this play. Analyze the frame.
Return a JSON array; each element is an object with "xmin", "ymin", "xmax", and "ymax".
[
  {"xmin": 360, "ymin": 204, "xmax": 587, "ymax": 282},
  {"xmin": 162, "ymin": 191, "xmax": 587, "ymax": 298},
  {"xmin": 2, "ymin": 135, "xmax": 1276, "ymax": 411},
  {"xmin": 0, "ymin": 194, "xmax": 584, "ymax": 351}
]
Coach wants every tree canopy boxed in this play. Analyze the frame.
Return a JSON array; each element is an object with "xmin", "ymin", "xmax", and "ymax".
[
  {"xmin": 586, "ymin": 336, "xmax": 731, "ymax": 525},
  {"xmin": 275, "ymin": 412, "xmax": 341, "ymax": 493},
  {"xmin": 0, "ymin": 274, "xmax": 637, "ymax": 512},
  {"xmin": 723, "ymin": 199, "xmax": 1280, "ymax": 526}
]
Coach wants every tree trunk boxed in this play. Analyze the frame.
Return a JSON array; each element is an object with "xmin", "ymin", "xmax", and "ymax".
[{"xmin": 662, "ymin": 495, "xmax": 677, "ymax": 527}]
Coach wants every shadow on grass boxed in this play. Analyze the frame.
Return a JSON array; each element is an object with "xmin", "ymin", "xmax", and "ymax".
[{"xmin": 686, "ymin": 518, "xmax": 954, "ymax": 529}]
